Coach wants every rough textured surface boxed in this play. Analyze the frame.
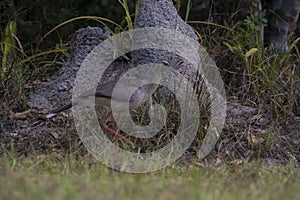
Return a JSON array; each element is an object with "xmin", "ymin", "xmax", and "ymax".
[
  {"xmin": 132, "ymin": 0, "xmax": 198, "ymax": 72},
  {"xmin": 136, "ymin": 0, "xmax": 197, "ymax": 40},
  {"xmin": 28, "ymin": 27, "xmax": 112, "ymax": 112}
]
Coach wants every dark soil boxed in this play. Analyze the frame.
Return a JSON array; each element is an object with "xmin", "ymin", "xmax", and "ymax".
[{"xmin": 1, "ymin": 99, "xmax": 299, "ymax": 168}]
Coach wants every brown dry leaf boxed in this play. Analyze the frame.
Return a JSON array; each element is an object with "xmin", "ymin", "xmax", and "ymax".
[
  {"xmin": 10, "ymin": 109, "xmax": 33, "ymax": 120},
  {"xmin": 247, "ymin": 133, "xmax": 265, "ymax": 145},
  {"xmin": 230, "ymin": 159, "xmax": 244, "ymax": 165},
  {"xmin": 32, "ymin": 79, "xmax": 43, "ymax": 85},
  {"xmin": 214, "ymin": 158, "xmax": 223, "ymax": 168},
  {"xmin": 249, "ymin": 114, "xmax": 263, "ymax": 121},
  {"xmin": 51, "ymin": 132, "xmax": 59, "ymax": 139},
  {"xmin": 195, "ymin": 161, "xmax": 205, "ymax": 168}
]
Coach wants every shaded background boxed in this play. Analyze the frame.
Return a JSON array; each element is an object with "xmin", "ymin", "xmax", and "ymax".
[
  {"xmin": 1, "ymin": 0, "xmax": 299, "ymax": 51},
  {"xmin": 1, "ymin": 0, "xmax": 128, "ymax": 50}
]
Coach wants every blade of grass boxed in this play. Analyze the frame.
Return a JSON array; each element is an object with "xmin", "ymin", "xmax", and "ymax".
[
  {"xmin": 1, "ymin": 21, "xmax": 17, "ymax": 79},
  {"xmin": 134, "ymin": 0, "xmax": 141, "ymax": 25},
  {"xmin": 18, "ymin": 47, "xmax": 68, "ymax": 66},
  {"xmin": 188, "ymin": 20, "xmax": 236, "ymax": 33},
  {"xmin": 37, "ymin": 16, "xmax": 122, "ymax": 48},
  {"xmin": 118, "ymin": 0, "xmax": 133, "ymax": 30},
  {"xmin": 185, "ymin": 0, "xmax": 191, "ymax": 22}
]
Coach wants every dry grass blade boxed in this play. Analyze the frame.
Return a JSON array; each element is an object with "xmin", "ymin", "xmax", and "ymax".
[{"xmin": 37, "ymin": 16, "xmax": 122, "ymax": 48}]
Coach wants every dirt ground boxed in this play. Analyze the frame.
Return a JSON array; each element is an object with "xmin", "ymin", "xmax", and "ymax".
[{"xmin": 1, "ymin": 98, "xmax": 299, "ymax": 168}]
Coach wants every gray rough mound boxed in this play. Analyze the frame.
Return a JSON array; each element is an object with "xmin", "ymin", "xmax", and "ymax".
[
  {"xmin": 29, "ymin": 0, "xmax": 199, "ymax": 112},
  {"xmin": 132, "ymin": 0, "xmax": 198, "ymax": 71},
  {"xmin": 29, "ymin": 27, "xmax": 111, "ymax": 112},
  {"xmin": 136, "ymin": 0, "xmax": 197, "ymax": 39}
]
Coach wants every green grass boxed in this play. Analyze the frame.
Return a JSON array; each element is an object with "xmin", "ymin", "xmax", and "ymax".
[{"xmin": 0, "ymin": 154, "xmax": 299, "ymax": 200}]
